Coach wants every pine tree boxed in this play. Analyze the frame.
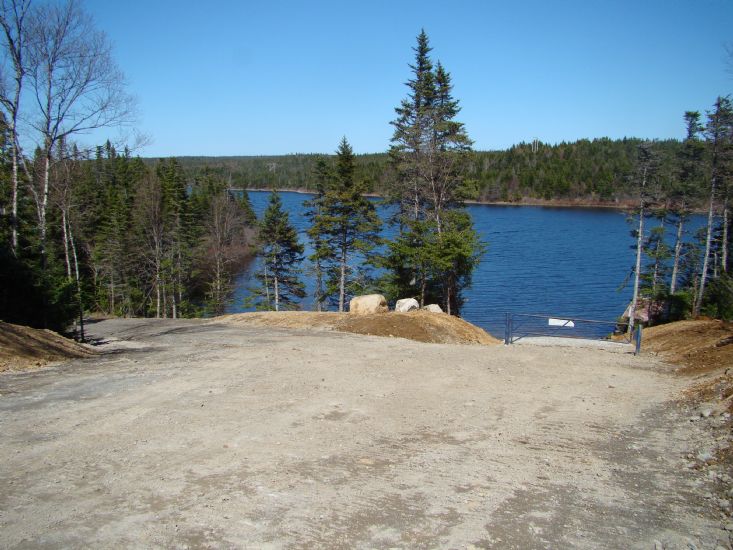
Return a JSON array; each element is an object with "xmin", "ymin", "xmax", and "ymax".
[
  {"xmin": 670, "ymin": 112, "xmax": 705, "ymax": 295},
  {"xmin": 317, "ymin": 138, "xmax": 381, "ymax": 312},
  {"xmin": 304, "ymin": 157, "xmax": 333, "ymax": 311},
  {"xmin": 250, "ymin": 190, "xmax": 305, "ymax": 311},
  {"xmin": 384, "ymin": 30, "xmax": 483, "ymax": 314},
  {"xmin": 389, "ymin": 29, "xmax": 434, "ymax": 221},
  {"xmin": 697, "ymin": 97, "xmax": 733, "ymax": 315},
  {"xmin": 628, "ymin": 142, "xmax": 660, "ymax": 331}
]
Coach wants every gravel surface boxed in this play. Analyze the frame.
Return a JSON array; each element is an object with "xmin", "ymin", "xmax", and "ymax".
[{"xmin": 0, "ymin": 318, "xmax": 728, "ymax": 549}]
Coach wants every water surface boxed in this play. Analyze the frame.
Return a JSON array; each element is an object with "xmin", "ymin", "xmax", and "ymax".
[{"xmin": 229, "ymin": 191, "xmax": 704, "ymax": 337}]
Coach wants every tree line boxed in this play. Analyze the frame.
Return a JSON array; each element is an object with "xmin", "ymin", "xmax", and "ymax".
[
  {"xmin": 627, "ymin": 99, "xmax": 733, "ymax": 326},
  {"xmin": 0, "ymin": 0, "xmax": 258, "ymax": 335},
  {"xmin": 1, "ymin": 6, "xmax": 730, "ymax": 333},
  {"xmin": 171, "ymin": 139, "xmax": 684, "ymax": 205}
]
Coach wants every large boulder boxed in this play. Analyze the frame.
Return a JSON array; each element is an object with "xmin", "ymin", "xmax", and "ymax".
[
  {"xmin": 423, "ymin": 304, "xmax": 443, "ymax": 313},
  {"xmin": 395, "ymin": 298, "xmax": 419, "ymax": 312},
  {"xmin": 349, "ymin": 294, "xmax": 388, "ymax": 315}
]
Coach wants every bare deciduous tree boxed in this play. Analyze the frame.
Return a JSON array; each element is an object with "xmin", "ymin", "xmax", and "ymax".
[
  {"xmin": 0, "ymin": 0, "xmax": 31, "ymax": 254},
  {"xmin": 204, "ymin": 194, "xmax": 240, "ymax": 314},
  {"xmin": 26, "ymin": 0, "xmax": 133, "ymax": 265}
]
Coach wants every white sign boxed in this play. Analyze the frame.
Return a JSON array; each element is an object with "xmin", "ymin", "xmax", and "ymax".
[{"xmin": 548, "ymin": 318, "xmax": 575, "ymax": 328}]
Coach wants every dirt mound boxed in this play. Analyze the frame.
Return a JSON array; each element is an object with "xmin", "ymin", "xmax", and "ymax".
[
  {"xmin": 643, "ymin": 319, "xmax": 733, "ymax": 375},
  {"xmin": 216, "ymin": 310, "xmax": 500, "ymax": 345},
  {"xmin": 337, "ymin": 310, "xmax": 500, "ymax": 344},
  {"xmin": 0, "ymin": 321, "xmax": 94, "ymax": 372},
  {"xmin": 216, "ymin": 311, "xmax": 343, "ymax": 331}
]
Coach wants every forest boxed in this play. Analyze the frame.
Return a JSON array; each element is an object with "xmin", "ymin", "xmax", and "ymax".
[
  {"xmin": 170, "ymin": 137, "xmax": 682, "ymax": 205},
  {"xmin": 0, "ymin": 1, "xmax": 731, "ymax": 337}
]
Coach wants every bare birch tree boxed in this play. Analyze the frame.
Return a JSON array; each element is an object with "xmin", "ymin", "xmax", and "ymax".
[
  {"xmin": 628, "ymin": 143, "xmax": 658, "ymax": 332},
  {"xmin": 0, "ymin": 0, "xmax": 31, "ymax": 254},
  {"xmin": 26, "ymin": 0, "xmax": 133, "ymax": 266}
]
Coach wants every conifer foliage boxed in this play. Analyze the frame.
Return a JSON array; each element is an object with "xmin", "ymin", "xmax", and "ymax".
[
  {"xmin": 249, "ymin": 190, "xmax": 305, "ymax": 311},
  {"xmin": 307, "ymin": 138, "xmax": 382, "ymax": 312},
  {"xmin": 384, "ymin": 30, "xmax": 484, "ymax": 315}
]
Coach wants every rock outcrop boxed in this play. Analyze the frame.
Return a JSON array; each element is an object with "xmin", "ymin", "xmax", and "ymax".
[{"xmin": 395, "ymin": 298, "xmax": 419, "ymax": 312}]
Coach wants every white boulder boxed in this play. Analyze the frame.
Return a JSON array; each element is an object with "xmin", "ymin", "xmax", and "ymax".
[
  {"xmin": 349, "ymin": 294, "xmax": 388, "ymax": 315},
  {"xmin": 423, "ymin": 304, "xmax": 443, "ymax": 313},
  {"xmin": 395, "ymin": 298, "xmax": 419, "ymax": 312}
]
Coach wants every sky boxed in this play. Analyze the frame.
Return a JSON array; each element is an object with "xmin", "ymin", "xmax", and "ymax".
[{"xmin": 86, "ymin": 0, "xmax": 733, "ymax": 157}]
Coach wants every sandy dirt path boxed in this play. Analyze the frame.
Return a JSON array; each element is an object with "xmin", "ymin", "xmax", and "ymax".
[{"xmin": 0, "ymin": 318, "xmax": 728, "ymax": 549}]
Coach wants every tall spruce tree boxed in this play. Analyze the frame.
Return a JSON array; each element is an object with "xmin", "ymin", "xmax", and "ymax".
[
  {"xmin": 304, "ymin": 156, "xmax": 333, "ymax": 311},
  {"xmin": 384, "ymin": 30, "xmax": 483, "ymax": 314},
  {"xmin": 627, "ymin": 142, "xmax": 660, "ymax": 331},
  {"xmin": 697, "ymin": 97, "xmax": 733, "ymax": 315},
  {"xmin": 250, "ymin": 190, "xmax": 305, "ymax": 311},
  {"xmin": 670, "ymin": 112, "xmax": 705, "ymax": 295}
]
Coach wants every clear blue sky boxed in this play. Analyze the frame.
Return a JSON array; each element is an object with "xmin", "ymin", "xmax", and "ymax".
[{"xmin": 87, "ymin": 0, "xmax": 732, "ymax": 157}]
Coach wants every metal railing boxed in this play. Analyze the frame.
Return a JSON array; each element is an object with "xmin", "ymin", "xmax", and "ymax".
[{"xmin": 504, "ymin": 312, "xmax": 642, "ymax": 354}]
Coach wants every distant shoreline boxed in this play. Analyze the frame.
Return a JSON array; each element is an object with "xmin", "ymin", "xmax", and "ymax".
[{"xmin": 240, "ymin": 187, "xmax": 636, "ymax": 210}]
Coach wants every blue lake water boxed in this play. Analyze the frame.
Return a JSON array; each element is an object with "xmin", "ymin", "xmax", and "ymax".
[{"xmin": 228, "ymin": 191, "xmax": 705, "ymax": 338}]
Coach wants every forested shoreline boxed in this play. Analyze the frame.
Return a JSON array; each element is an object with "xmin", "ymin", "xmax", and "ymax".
[
  {"xmin": 0, "ymin": 3, "xmax": 731, "ymax": 336},
  {"xmin": 164, "ymin": 137, "xmax": 682, "ymax": 206}
]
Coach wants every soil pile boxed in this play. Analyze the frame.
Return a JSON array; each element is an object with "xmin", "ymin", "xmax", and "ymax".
[
  {"xmin": 643, "ymin": 319, "xmax": 733, "ymax": 374},
  {"xmin": 0, "ymin": 321, "xmax": 93, "ymax": 372},
  {"xmin": 216, "ymin": 310, "xmax": 500, "ymax": 345}
]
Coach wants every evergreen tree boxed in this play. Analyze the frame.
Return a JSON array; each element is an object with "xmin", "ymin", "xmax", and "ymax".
[
  {"xmin": 669, "ymin": 112, "xmax": 705, "ymax": 295},
  {"xmin": 304, "ymin": 156, "xmax": 334, "ymax": 311},
  {"xmin": 384, "ymin": 30, "xmax": 483, "ymax": 314},
  {"xmin": 627, "ymin": 142, "xmax": 660, "ymax": 331},
  {"xmin": 250, "ymin": 190, "xmax": 305, "ymax": 311},
  {"xmin": 389, "ymin": 29, "xmax": 435, "ymax": 221},
  {"xmin": 697, "ymin": 97, "xmax": 733, "ymax": 315},
  {"xmin": 316, "ymin": 138, "xmax": 381, "ymax": 312}
]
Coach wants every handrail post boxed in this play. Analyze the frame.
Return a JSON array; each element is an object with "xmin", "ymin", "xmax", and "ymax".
[
  {"xmin": 504, "ymin": 313, "xmax": 510, "ymax": 345},
  {"xmin": 634, "ymin": 325, "xmax": 642, "ymax": 355}
]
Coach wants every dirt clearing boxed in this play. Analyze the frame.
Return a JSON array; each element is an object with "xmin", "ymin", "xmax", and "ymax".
[{"xmin": 0, "ymin": 318, "xmax": 729, "ymax": 548}]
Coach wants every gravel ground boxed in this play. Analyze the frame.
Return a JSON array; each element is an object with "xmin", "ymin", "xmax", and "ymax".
[{"xmin": 0, "ymin": 318, "xmax": 729, "ymax": 549}]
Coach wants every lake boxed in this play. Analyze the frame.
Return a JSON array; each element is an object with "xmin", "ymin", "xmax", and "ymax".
[{"xmin": 228, "ymin": 191, "xmax": 705, "ymax": 338}]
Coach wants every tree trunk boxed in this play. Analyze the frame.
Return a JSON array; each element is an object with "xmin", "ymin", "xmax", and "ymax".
[
  {"xmin": 696, "ymin": 182, "xmax": 716, "ymax": 316},
  {"xmin": 339, "ymin": 245, "xmax": 347, "ymax": 313},
  {"xmin": 68, "ymin": 217, "xmax": 84, "ymax": 341},
  {"xmin": 39, "ymin": 152, "xmax": 52, "ymax": 269},
  {"xmin": 61, "ymin": 208, "xmax": 72, "ymax": 279},
  {"xmin": 629, "ymin": 166, "xmax": 647, "ymax": 332},
  {"xmin": 10, "ymin": 129, "xmax": 20, "ymax": 254},
  {"xmin": 155, "ymin": 262, "xmax": 161, "ymax": 318},
  {"xmin": 629, "ymin": 210, "xmax": 644, "ymax": 332},
  {"xmin": 651, "ymin": 218, "xmax": 665, "ymax": 295},
  {"xmin": 420, "ymin": 273, "xmax": 426, "ymax": 308},
  {"xmin": 274, "ymin": 275, "xmax": 280, "ymax": 312},
  {"xmin": 214, "ymin": 255, "xmax": 223, "ymax": 312},
  {"xmin": 110, "ymin": 271, "xmax": 115, "ymax": 314},
  {"xmin": 723, "ymin": 205, "xmax": 729, "ymax": 273},
  {"xmin": 315, "ymin": 259, "xmax": 323, "ymax": 312},
  {"xmin": 670, "ymin": 214, "xmax": 684, "ymax": 295}
]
